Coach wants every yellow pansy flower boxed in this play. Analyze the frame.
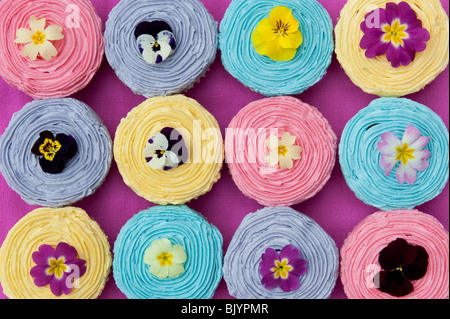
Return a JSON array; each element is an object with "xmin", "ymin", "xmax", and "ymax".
[{"xmin": 251, "ymin": 6, "xmax": 303, "ymax": 61}]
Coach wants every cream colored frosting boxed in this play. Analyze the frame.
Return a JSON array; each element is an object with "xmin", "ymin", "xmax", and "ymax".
[
  {"xmin": 335, "ymin": 0, "xmax": 449, "ymax": 97},
  {"xmin": 114, "ymin": 95, "xmax": 224, "ymax": 205},
  {"xmin": 0, "ymin": 207, "xmax": 111, "ymax": 299}
]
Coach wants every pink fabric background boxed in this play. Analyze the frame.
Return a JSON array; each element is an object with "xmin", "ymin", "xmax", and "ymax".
[{"xmin": 0, "ymin": 0, "xmax": 448, "ymax": 300}]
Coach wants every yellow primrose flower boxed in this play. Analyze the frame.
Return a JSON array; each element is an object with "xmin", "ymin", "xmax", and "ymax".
[
  {"xmin": 251, "ymin": 6, "xmax": 303, "ymax": 61},
  {"xmin": 265, "ymin": 132, "xmax": 302, "ymax": 170},
  {"xmin": 143, "ymin": 238, "xmax": 187, "ymax": 279},
  {"xmin": 14, "ymin": 15, "xmax": 64, "ymax": 61}
]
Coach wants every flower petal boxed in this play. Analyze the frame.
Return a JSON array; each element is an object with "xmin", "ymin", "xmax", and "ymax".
[
  {"xmin": 403, "ymin": 245, "xmax": 429, "ymax": 280},
  {"xmin": 29, "ymin": 16, "xmax": 46, "ymax": 32},
  {"xmin": 279, "ymin": 154, "xmax": 294, "ymax": 170},
  {"xmin": 279, "ymin": 274, "xmax": 300, "ymax": 292},
  {"xmin": 137, "ymin": 34, "xmax": 156, "ymax": 53},
  {"xmin": 278, "ymin": 29, "xmax": 302, "ymax": 49},
  {"xmin": 377, "ymin": 132, "xmax": 401, "ymax": 155},
  {"xmin": 409, "ymin": 136, "xmax": 430, "ymax": 151},
  {"xmin": 22, "ymin": 42, "xmax": 39, "ymax": 60},
  {"xmin": 386, "ymin": 44, "xmax": 413, "ymax": 68},
  {"xmin": 380, "ymin": 155, "xmax": 398, "ymax": 176},
  {"xmin": 261, "ymin": 273, "xmax": 280, "ymax": 290},
  {"xmin": 375, "ymin": 270, "xmax": 414, "ymax": 297},
  {"xmin": 171, "ymin": 245, "xmax": 187, "ymax": 263},
  {"xmin": 156, "ymin": 30, "xmax": 177, "ymax": 52},
  {"xmin": 168, "ymin": 263, "xmax": 185, "ymax": 278},
  {"xmin": 30, "ymin": 266, "xmax": 53, "ymax": 287},
  {"xmin": 252, "ymin": 18, "xmax": 279, "ymax": 43},
  {"xmin": 49, "ymin": 274, "xmax": 70, "ymax": 296},
  {"xmin": 270, "ymin": 6, "xmax": 299, "ymax": 33},
  {"xmin": 14, "ymin": 28, "xmax": 34, "ymax": 43},
  {"xmin": 44, "ymin": 24, "xmax": 64, "ymax": 41},
  {"xmin": 280, "ymin": 132, "xmax": 296, "ymax": 148},
  {"xmin": 279, "ymin": 245, "xmax": 300, "ymax": 261},
  {"xmin": 147, "ymin": 132, "xmax": 169, "ymax": 150},
  {"xmin": 147, "ymin": 154, "xmax": 166, "ymax": 170},
  {"xmin": 32, "ymin": 244, "xmax": 56, "ymax": 266},
  {"xmin": 396, "ymin": 163, "xmax": 417, "ymax": 184},
  {"xmin": 55, "ymin": 242, "xmax": 78, "ymax": 263},
  {"xmin": 401, "ymin": 124, "xmax": 420, "ymax": 145},
  {"xmin": 39, "ymin": 41, "xmax": 58, "ymax": 60},
  {"xmin": 289, "ymin": 145, "xmax": 302, "ymax": 160},
  {"xmin": 290, "ymin": 258, "xmax": 307, "ymax": 277},
  {"xmin": 260, "ymin": 248, "xmax": 279, "ymax": 272}
]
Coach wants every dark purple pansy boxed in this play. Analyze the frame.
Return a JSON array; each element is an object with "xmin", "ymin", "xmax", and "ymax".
[
  {"xmin": 360, "ymin": 2, "xmax": 430, "ymax": 68},
  {"xmin": 30, "ymin": 242, "xmax": 87, "ymax": 297},
  {"xmin": 31, "ymin": 131, "xmax": 77, "ymax": 174},
  {"xmin": 259, "ymin": 245, "xmax": 307, "ymax": 292},
  {"xmin": 374, "ymin": 238, "xmax": 429, "ymax": 297}
]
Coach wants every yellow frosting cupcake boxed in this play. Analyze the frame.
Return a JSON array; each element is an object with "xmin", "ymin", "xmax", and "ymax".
[
  {"xmin": 0, "ymin": 207, "xmax": 111, "ymax": 299},
  {"xmin": 114, "ymin": 95, "xmax": 224, "ymax": 205},
  {"xmin": 335, "ymin": 0, "xmax": 449, "ymax": 97}
]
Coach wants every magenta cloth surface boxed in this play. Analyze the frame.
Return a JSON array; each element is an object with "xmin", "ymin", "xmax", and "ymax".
[{"xmin": 0, "ymin": 0, "xmax": 448, "ymax": 299}]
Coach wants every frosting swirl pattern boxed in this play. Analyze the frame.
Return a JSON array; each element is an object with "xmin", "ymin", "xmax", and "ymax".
[
  {"xmin": 225, "ymin": 96, "xmax": 337, "ymax": 207},
  {"xmin": 0, "ymin": 207, "xmax": 111, "ymax": 299},
  {"xmin": 219, "ymin": 0, "xmax": 334, "ymax": 96},
  {"xmin": 0, "ymin": 98, "xmax": 113, "ymax": 208},
  {"xmin": 0, "ymin": 0, "xmax": 104, "ymax": 99},
  {"xmin": 113, "ymin": 205, "xmax": 223, "ymax": 299},
  {"xmin": 223, "ymin": 207, "xmax": 339, "ymax": 299},
  {"xmin": 339, "ymin": 97, "xmax": 449, "ymax": 211},
  {"xmin": 335, "ymin": 0, "xmax": 449, "ymax": 97},
  {"xmin": 114, "ymin": 95, "xmax": 224, "ymax": 205},
  {"xmin": 104, "ymin": 0, "xmax": 218, "ymax": 98},
  {"xmin": 341, "ymin": 209, "xmax": 449, "ymax": 299}
]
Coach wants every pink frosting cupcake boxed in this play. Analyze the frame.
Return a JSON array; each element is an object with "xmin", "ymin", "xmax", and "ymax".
[
  {"xmin": 225, "ymin": 96, "xmax": 337, "ymax": 207},
  {"xmin": 0, "ymin": 0, "xmax": 104, "ymax": 99},
  {"xmin": 341, "ymin": 209, "xmax": 449, "ymax": 299}
]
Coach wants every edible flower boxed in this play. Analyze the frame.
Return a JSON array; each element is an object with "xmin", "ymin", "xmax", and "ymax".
[
  {"xmin": 377, "ymin": 124, "xmax": 430, "ymax": 184},
  {"xmin": 251, "ymin": 6, "xmax": 303, "ymax": 61},
  {"xmin": 30, "ymin": 243, "xmax": 87, "ymax": 297},
  {"xmin": 265, "ymin": 132, "xmax": 302, "ymax": 170},
  {"xmin": 374, "ymin": 238, "xmax": 428, "ymax": 297},
  {"xmin": 143, "ymin": 127, "xmax": 188, "ymax": 171},
  {"xmin": 31, "ymin": 131, "xmax": 77, "ymax": 174},
  {"xmin": 259, "ymin": 245, "xmax": 307, "ymax": 292},
  {"xmin": 14, "ymin": 15, "xmax": 64, "ymax": 61},
  {"xmin": 137, "ymin": 30, "xmax": 176, "ymax": 64},
  {"xmin": 143, "ymin": 238, "xmax": 187, "ymax": 279},
  {"xmin": 360, "ymin": 2, "xmax": 430, "ymax": 68}
]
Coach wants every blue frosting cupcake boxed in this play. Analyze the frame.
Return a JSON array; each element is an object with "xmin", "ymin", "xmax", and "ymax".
[
  {"xmin": 339, "ymin": 97, "xmax": 449, "ymax": 211},
  {"xmin": 113, "ymin": 205, "xmax": 223, "ymax": 299},
  {"xmin": 0, "ymin": 98, "xmax": 112, "ymax": 208},
  {"xmin": 223, "ymin": 207, "xmax": 339, "ymax": 299},
  {"xmin": 219, "ymin": 0, "xmax": 334, "ymax": 96},
  {"xmin": 104, "ymin": 0, "xmax": 218, "ymax": 98}
]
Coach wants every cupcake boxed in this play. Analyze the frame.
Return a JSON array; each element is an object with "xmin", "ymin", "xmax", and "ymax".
[
  {"xmin": 0, "ymin": 207, "xmax": 111, "ymax": 299},
  {"xmin": 223, "ymin": 207, "xmax": 339, "ymax": 299},
  {"xmin": 225, "ymin": 96, "xmax": 337, "ymax": 207},
  {"xmin": 0, "ymin": 98, "xmax": 113, "ymax": 208},
  {"xmin": 0, "ymin": 0, "xmax": 104, "ymax": 99},
  {"xmin": 113, "ymin": 205, "xmax": 223, "ymax": 299},
  {"xmin": 339, "ymin": 97, "xmax": 449, "ymax": 211},
  {"xmin": 114, "ymin": 95, "xmax": 224, "ymax": 205},
  {"xmin": 219, "ymin": 0, "xmax": 334, "ymax": 96},
  {"xmin": 104, "ymin": 0, "xmax": 218, "ymax": 98},
  {"xmin": 341, "ymin": 209, "xmax": 449, "ymax": 299},
  {"xmin": 335, "ymin": 0, "xmax": 449, "ymax": 97}
]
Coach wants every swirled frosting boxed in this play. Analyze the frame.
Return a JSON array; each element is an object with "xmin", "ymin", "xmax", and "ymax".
[
  {"xmin": 341, "ymin": 209, "xmax": 449, "ymax": 299},
  {"xmin": 225, "ymin": 96, "xmax": 337, "ymax": 207},
  {"xmin": 335, "ymin": 0, "xmax": 449, "ymax": 97},
  {"xmin": 219, "ymin": 0, "xmax": 334, "ymax": 96},
  {"xmin": 114, "ymin": 95, "xmax": 224, "ymax": 205},
  {"xmin": 0, "ymin": 0, "xmax": 104, "ymax": 99},
  {"xmin": 113, "ymin": 205, "xmax": 223, "ymax": 299},
  {"xmin": 223, "ymin": 207, "xmax": 339, "ymax": 299},
  {"xmin": 339, "ymin": 97, "xmax": 449, "ymax": 211},
  {"xmin": 104, "ymin": 0, "xmax": 218, "ymax": 98},
  {"xmin": 0, "ymin": 98, "xmax": 113, "ymax": 208},
  {"xmin": 0, "ymin": 207, "xmax": 111, "ymax": 299}
]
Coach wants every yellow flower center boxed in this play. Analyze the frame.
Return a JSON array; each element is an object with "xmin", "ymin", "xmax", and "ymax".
[
  {"xmin": 273, "ymin": 20, "xmax": 291, "ymax": 36},
  {"xmin": 271, "ymin": 259, "xmax": 292, "ymax": 279},
  {"xmin": 157, "ymin": 251, "xmax": 173, "ymax": 267},
  {"xmin": 278, "ymin": 145, "xmax": 288, "ymax": 156},
  {"xmin": 383, "ymin": 20, "xmax": 408, "ymax": 46},
  {"xmin": 39, "ymin": 138, "xmax": 62, "ymax": 161},
  {"xmin": 395, "ymin": 142, "xmax": 415, "ymax": 165},
  {"xmin": 47, "ymin": 257, "xmax": 67, "ymax": 279},
  {"xmin": 31, "ymin": 30, "xmax": 46, "ymax": 45}
]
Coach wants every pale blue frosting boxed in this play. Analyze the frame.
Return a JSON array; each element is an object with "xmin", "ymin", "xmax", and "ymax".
[
  {"xmin": 104, "ymin": 0, "xmax": 218, "ymax": 98},
  {"xmin": 223, "ymin": 207, "xmax": 339, "ymax": 299},
  {"xmin": 0, "ymin": 98, "xmax": 112, "ymax": 208},
  {"xmin": 219, "ymin": 0, "xmax": 334, "ymax": 97},
  {"xmin": 339, "ymin": 97, "xmax": 449, "ymax": 211},
  {"xmin": 113, "ymin": 205, "xmax": 223, "ymax": 299}
]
